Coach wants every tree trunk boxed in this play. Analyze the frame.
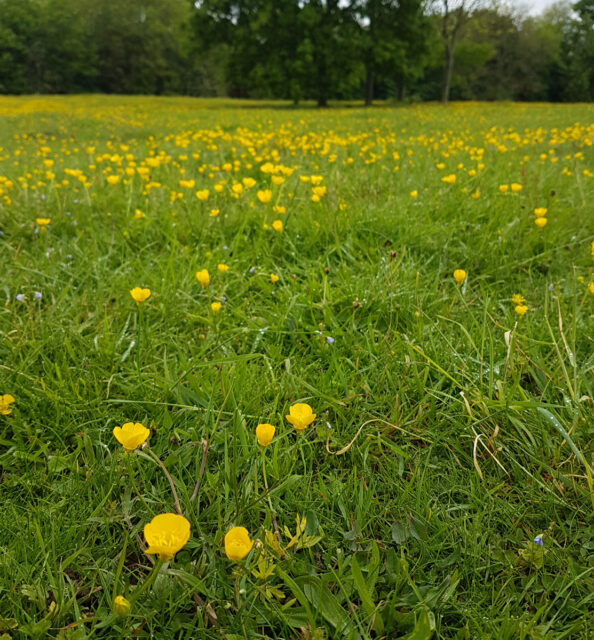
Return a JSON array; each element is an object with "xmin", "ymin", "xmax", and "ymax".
[
  {"xmin": 442, "ymin": 43, "xmax": 454, "ymax": 104},
  {"xmin": 365, "ymin": 65, "xmax": 374, "ymax": 106},
  {"xmin": 316, "ymin": 57, "xmax": 328, "ymax": 107}
]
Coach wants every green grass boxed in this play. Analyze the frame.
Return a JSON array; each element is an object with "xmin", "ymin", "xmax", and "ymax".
[{"xmin": 0, "ymin": 97, "xmax": 593, "ymax": 639}]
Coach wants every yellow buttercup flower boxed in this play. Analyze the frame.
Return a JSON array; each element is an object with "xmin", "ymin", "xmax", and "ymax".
[
  {"xmin": 510, "ymin": 183, "xmax": 523, "ymax": 193},
  {"xmin": 211, "ymin": 301, "xmax": 222, "ymax": 313},
  {"xmin": 498, "ymin": 184, "xmax": 508, "ymax": 193},
  {"xmin": 113, "ymin": 422, "xmax": 150, "ymax": 452},
  {"xmin": 256, "ymin": 423, "xmax": 276, "ymax": 447},
  {"xmin": 130, "ymin": 287, "xmax": 151, "ymax": 303},
  {"xmin": 588, "ymin": 282, "xmax": 594, "ymax": 295},
  {"xmin": 224, "ymin": 526, "xmax": 253, "ymax": 562},
  {"xmin": 272, "ymin": 220, "xmax": 283, "ymax": 232},
  {"xmin": 210, "ymin": 209, "xmax": 220, "ymax": 217},
  {"xmin": 134, "ymin": 209, "xmax": 145, "ymax": 219},
  {"xmin": 106, "ymin": 175, "xmax": 120, "ymax": 186},
  {"xmin": 534, "ymin": 217, "xmax": 547, "ymax": 228},
  {"xmin": 285, "ymin": 403, "xmax": 316, "ymax": 433},
  {"xmin": 511, "ymin": 294, "xmax": 525, "ymax": 305},
  {"xmin": 195, "ymin": 189, "xmax": 210, "ymax": 201},
  {"xmin": 410, "ymin": 190, "xmax": 418, "ymax": 198},
  {"xmin": 534, "ymin": 207, "xmax": 547, "ymax": 218},
  {"xmin": 270, "ymin": 273, "xmax": 279, "ymax": 283},
  {"xmin": 441, "ymin": 174, "xmax": 456, "ymax": 184},
  {"xmin": 217, "ymin": 263, "xmax": 229, "ymax": 273},
  {"xmin": 0, "ymin": 394, "xmax": 15, "ymax": 416},
  {"xmin": 196, "ymin": 269, "xmax": 210, "ymax": 287},
  {"xmin": 514, "ymin": 304, "xmax": 528, "ymax": 316},
  {"xmin": 257, "ymin": 189, "xmax": 272, "ymax": 204},
  {"xmin": 144, "ymin": 513, "xmax": 191, "ymax": 561},
  {"xmin": 453, "ymin": 269, "xmax": 466, "ymax": 284},
  {"xmin": 36, "ymin": 217, "xmax": 51, "ymax": 228},
  {"xmin": 471, "ymin": 188, "xmax": 480, "ymax": 199},
  {"xmin": 242, "ymin": 177, "xmax": 256, "ymax": 188},
  {"xmin": 113, "ymin": 596, "xmax": 131, "ymax": 616}
]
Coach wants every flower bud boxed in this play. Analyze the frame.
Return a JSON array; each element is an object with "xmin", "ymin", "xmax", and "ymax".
[{"xmin": 114, "ymin": 595, "xmax": 131, "ymax": 616}]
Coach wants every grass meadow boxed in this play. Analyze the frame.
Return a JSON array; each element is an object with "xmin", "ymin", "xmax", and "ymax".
[{"xmin": 0, "ymin": 96, "xmax": 593, "ymax": 639}]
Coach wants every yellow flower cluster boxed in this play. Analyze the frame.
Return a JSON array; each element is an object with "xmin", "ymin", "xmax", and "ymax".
[{"xmin": 108, "ymin": 400, "xmax": 316, "ymax": 571}]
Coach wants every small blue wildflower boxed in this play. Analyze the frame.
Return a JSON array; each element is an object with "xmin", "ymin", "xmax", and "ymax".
[
  {"xmin": 34, "ymin": 291, "xmax": 42, "ymax": 300},
  {"xmin": 249, "ymin": 267, "xmax": 255, "ymax": 273},
  {"xmin": 533, "ymin": 536, "xmax": 543, "ymax": 546},
  {"xmin": 16, "ymin": 294, "xmax": 25, "ymax": 302},
  {"xmin": 327, "ymin": 336, "xmax": 335, "ymax": 344},
  {"xmin": 548, "ymin": 284, "xmax": 554, "ymax": 291}
]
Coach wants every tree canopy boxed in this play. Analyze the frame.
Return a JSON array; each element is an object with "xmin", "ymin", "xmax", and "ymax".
[{"xmin": 0, "ymin": 0, "xmax": 592, "ymax": 103}]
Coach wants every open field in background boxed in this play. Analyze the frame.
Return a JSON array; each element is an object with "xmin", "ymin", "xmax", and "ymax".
[{"xmin": 0, "ymin": 97, "xmax": 593, "ymax": 639}]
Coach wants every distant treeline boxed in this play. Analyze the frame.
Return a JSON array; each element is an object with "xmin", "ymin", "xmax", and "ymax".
[{"xmin": 1, "ymin": 0, "xmax": 593, "ymax": 104}]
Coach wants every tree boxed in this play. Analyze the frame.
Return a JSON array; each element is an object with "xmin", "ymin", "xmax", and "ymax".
[
  {"xmin": 192, "ymin": 0, "xmax": 306, "ymax": 100},
  {"xmin": 354, "ymin": 0, "xmax": 429, "ymax": 105},
  {"xmin": 85, "ymin": 0, "xmax": 191, "ymax": 94},
  {"xmin": 557, "ymin": 0, "xmax": 594, "ymax": 100},
  {"xmin": 435, "ymin": 0, "xmax": 483, "ymax": 103},
  {"xmin": 298, "ymin": 0, "xmax": 362, "ymax": 106},
  {"xmin": 0, "ymin": 0, "xmax": 38, "ymax": 93}
]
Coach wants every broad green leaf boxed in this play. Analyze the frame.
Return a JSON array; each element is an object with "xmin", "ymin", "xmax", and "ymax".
[
  {"xmin": 404, "ymin": 607, "xmax": 433, "ymax": 640},
  {"xmin": 350, "ymin": 555, "xmax": 384, "ymax": 634},
  {"xmin": 392, "ymin": 521, "xmax": 410, "ymax": 544},
  {"xmin": 298, "ymin": 575, "xmax": 359, "ymax": 638}
]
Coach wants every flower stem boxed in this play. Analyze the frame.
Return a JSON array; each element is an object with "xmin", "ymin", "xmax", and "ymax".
[
  {"xmin": 261, "ymin": 450, "xmax": 273, "ymax": 512},
  {"xmin": 261, "ymin": 449, "xmax": 280, "ymax": 536},
  {"xmin": 233, "ymin": 568, "xmax": 242, "ymax": 610},
  {"xmin": 142, "ymin": 448, "xmax": 183, "ymax": 516},
  {"xmin": 136, "ymin": 306, "xmax": 142, "ymax": 382},
  {"xmin": 125, "ymin": 455, "xmax": 151, "ymax": 511},
  {"xmin": 128, "ymin": 556, "xmax": 164, "ymax": 605}
]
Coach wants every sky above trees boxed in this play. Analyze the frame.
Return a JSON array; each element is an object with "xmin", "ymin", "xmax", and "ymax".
[{"xmin": 528, "ymin": 0, "xmax": 559, "ymax": 12}]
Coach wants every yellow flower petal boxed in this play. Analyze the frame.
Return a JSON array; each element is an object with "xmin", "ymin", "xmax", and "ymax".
[
  {"xmin": 224, "ymin": 526, "xmax": 253, "ymax": 561},
  {"xmin": 113, "ymin": 422, "xmax": 150, "ymax": 452},
  {"xmin": 256, "ymin": 423, "xmax": 275, "ymax": 447},
  {"xmin": 144, "ymin": 513, "xmax": 191, "ymax": 561}
]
